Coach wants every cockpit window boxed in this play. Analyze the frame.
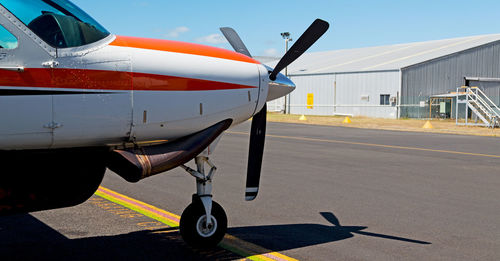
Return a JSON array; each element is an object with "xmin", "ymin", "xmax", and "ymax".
[
  {"xmin": 0, "ymin": 25, "xmax": 17, "ymax": 49},
  {"xmin": 0, "ymin": 0, "xmax": 110, "ymax": 48}
]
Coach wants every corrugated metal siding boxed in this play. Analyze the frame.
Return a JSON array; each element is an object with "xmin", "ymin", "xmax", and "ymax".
[
  {"xmin": 288, "ymin": 74, "xmax": 336, "ymax": 115},
  {"xmin": 288, "ymin": 71, "xmax": 400, "ymax": 118},
  {"xmin": 267, "ymin": 96, "xmax": 285, "ymax": 112},
  {"xmin": 469, "ymin": 81, "xmax": 500, "ymax": 106},
  {"xmin": 401, "ymin": 41, "xmax": 500, "ymax": 118}
]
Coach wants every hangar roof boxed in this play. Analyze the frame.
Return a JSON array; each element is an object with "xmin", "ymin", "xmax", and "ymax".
[{"xmin": 263, "ymin": 34, "xmax": 500, "ymax": 75}]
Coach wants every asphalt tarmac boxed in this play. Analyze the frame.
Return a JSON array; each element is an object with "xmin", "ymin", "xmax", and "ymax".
[{"xmin": 1, "ymin": 122, "xmax": 499, "ymax": 260}]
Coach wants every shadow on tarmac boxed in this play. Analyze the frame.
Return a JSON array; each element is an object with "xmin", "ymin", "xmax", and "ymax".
[
  {"xmin": 0, "ymin": 214, "xmax": 238, "ymax": 261},
  {"xmin": 228, "ymin": 212, "xmax": 431, "ymax": 252},
  {"xmin": 0, "ymin": 212, "xmax": 430, "ymax": 260}
]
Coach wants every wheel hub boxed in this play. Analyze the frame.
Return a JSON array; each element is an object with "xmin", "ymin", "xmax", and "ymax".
[{"xmin": 196, "ymin": 215, "xmax": 218, "ymax": 237}]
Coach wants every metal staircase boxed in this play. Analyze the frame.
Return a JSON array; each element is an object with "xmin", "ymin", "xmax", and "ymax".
[{"xmin": 456, "ymin": 87, "xmax": 500, "ymax": 128}]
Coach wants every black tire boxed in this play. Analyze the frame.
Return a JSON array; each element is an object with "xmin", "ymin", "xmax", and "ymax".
[{"xmin": 179, "ymin": 200, "xmax": 227, "ymax": 248}]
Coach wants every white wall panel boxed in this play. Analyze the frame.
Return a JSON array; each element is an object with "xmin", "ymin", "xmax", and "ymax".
[{"xmin": 286, "ymin": 71, "xmax": 400, "ymax": 118}]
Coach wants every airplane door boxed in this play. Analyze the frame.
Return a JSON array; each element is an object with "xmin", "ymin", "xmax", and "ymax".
[
  {"xmin": 51, "ymin": 52, "xmax": 133, "ymax": 147},
  {"xmin": 0, "ymin": 23, "xmax": 54, "ymax": 150}
]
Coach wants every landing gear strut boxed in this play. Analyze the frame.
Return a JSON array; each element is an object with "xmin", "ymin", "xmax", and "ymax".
[{"xmin": 180, "ymin": 155, "xmax": 227, "ymax": 248}]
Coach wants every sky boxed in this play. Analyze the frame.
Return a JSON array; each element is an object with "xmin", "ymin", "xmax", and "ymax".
[{"xmin": 72, "ymin": 0, "xmax": 500, "ymax": 57}]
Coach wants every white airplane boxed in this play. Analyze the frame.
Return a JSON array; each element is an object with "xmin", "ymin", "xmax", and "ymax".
[{"xmin": 0, "ymin": 0, "xmax": 328, "ymax": 248}]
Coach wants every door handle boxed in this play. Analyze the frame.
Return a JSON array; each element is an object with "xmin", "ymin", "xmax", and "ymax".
[{"xmin": 0, "ymin": 66, "xmax": 24, "ymax": 72}]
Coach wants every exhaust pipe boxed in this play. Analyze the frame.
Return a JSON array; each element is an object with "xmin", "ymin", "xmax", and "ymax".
[{"xmin": 107, "ymin": 119, "xmax": 232, "ymax": 182}]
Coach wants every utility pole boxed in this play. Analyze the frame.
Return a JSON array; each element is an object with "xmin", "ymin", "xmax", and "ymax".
[{"xmin": 281, "ymin": 32, "xmax": 292, "ymax": 114}]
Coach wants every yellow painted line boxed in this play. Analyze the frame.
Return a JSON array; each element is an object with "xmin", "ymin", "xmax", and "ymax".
[
  {"xmin": 222, "ymin": 234, "xmax": 298, "ymax": 261},
  {"xmin": 95, "ymin": 187, "xmax": 179, "ymax": 227},
  {"xmin": 227, "ymin": 131, "xmax": 500, "ymax": 159},
  {"xmin": 95, "ymin": 187, "xmax": 298, "ymax": 261}
]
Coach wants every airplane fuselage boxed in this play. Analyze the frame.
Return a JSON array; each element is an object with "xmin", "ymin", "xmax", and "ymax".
[{"xmin": 0, "ymin": 34, "xmax": 269, "ymax": 150}]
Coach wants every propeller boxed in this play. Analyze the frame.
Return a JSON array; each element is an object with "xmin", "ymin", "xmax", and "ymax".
[
  {"xmin": 220, "ymin": 27, "xmax": 252, "ymax": 58},
  {"xmin": 245, "ymin": 104, "xmax": 266, "ymax": 200},
  {"xmin": 220, "ymin": 19, "xmax": 329, "ymax": 201},
  {"xmin": 269, "ymin": 19, "xmax": 329, "ymax": 81}
]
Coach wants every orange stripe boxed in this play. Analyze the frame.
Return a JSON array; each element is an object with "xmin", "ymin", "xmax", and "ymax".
[
  {"xmin": 110, "ymin": 35, "xmax": 259, "ymax": 64},
  {"xmin": 0, "ymin": 68, "xmax": 256, "ymax": 91}
]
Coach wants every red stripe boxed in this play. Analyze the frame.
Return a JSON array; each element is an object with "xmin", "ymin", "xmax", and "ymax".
[
  {"xmin": 132, "ymin": 71, "xmax": 254, "ymax": 91},
  {"xmin": 0, "ymin": 68, "xmax": 256, "ymax": 91},
  {"xmin": 110, "ymin": 35, "xmax": 260, "ymax": 64}
]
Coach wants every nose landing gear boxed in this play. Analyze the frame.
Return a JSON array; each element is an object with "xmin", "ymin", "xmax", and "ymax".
[
  {"xmin": 180, "ymin": 198, "xmax": 227, "ymax": 248},
  {"xmin": 180, "ymin": 156, "xmax": 227, "ymax": 248}
]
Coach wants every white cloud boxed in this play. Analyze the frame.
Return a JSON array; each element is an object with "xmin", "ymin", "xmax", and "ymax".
[
  {"xmin": 195, "ymin": 34, "xmax": 227, "ymax": 44},
  {"xmin": 166, "ymin": 26, "xmax": 190, "ymax": 38},
  {"xmin": 2, "ymin": 41, "xmax": 17, "ymax": 49},
  {"xmin": 263, "ymin": 48, "xmax": 278, "ymax": 56}
]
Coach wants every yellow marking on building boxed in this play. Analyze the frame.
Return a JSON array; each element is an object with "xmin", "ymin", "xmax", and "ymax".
[
  {"xmin": 227, "ymin": 131, "xmax": 500, "ymax": 159},
  {"xmin": 307, "ymin": 93, "xmax": 314, "ymax": 109}
]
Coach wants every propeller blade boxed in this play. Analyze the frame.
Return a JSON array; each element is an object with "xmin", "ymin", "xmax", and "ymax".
[
  {"xmin": 245, "ymin": 104, "xmax": 267, "ymax": 201},
  {"xmin": 269, "ymin": 19, "xmax": 329, "ymax": 81},
  {"xmin": 220, "ymin": 27, "xmax": 252, "ymax": 57}
]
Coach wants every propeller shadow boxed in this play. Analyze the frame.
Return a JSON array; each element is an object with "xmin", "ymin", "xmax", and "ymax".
[{"xmin": 227, "ymin": 212, "xmax": 431, "ymax": 252}]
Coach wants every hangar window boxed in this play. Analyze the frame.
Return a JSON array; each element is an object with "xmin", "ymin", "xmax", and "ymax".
[
  {"xmin": 380, "ymin": 94, "xmax": 390, "ymax": 105},
  {"xmin": 0, "ymin": 25, "xmax": 17, "ymax": 49}
]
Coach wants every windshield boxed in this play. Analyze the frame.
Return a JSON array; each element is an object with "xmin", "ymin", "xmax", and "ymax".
[{"xmin": 0, "ymin": 0, "xmax": 110, "ymax": 48}]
